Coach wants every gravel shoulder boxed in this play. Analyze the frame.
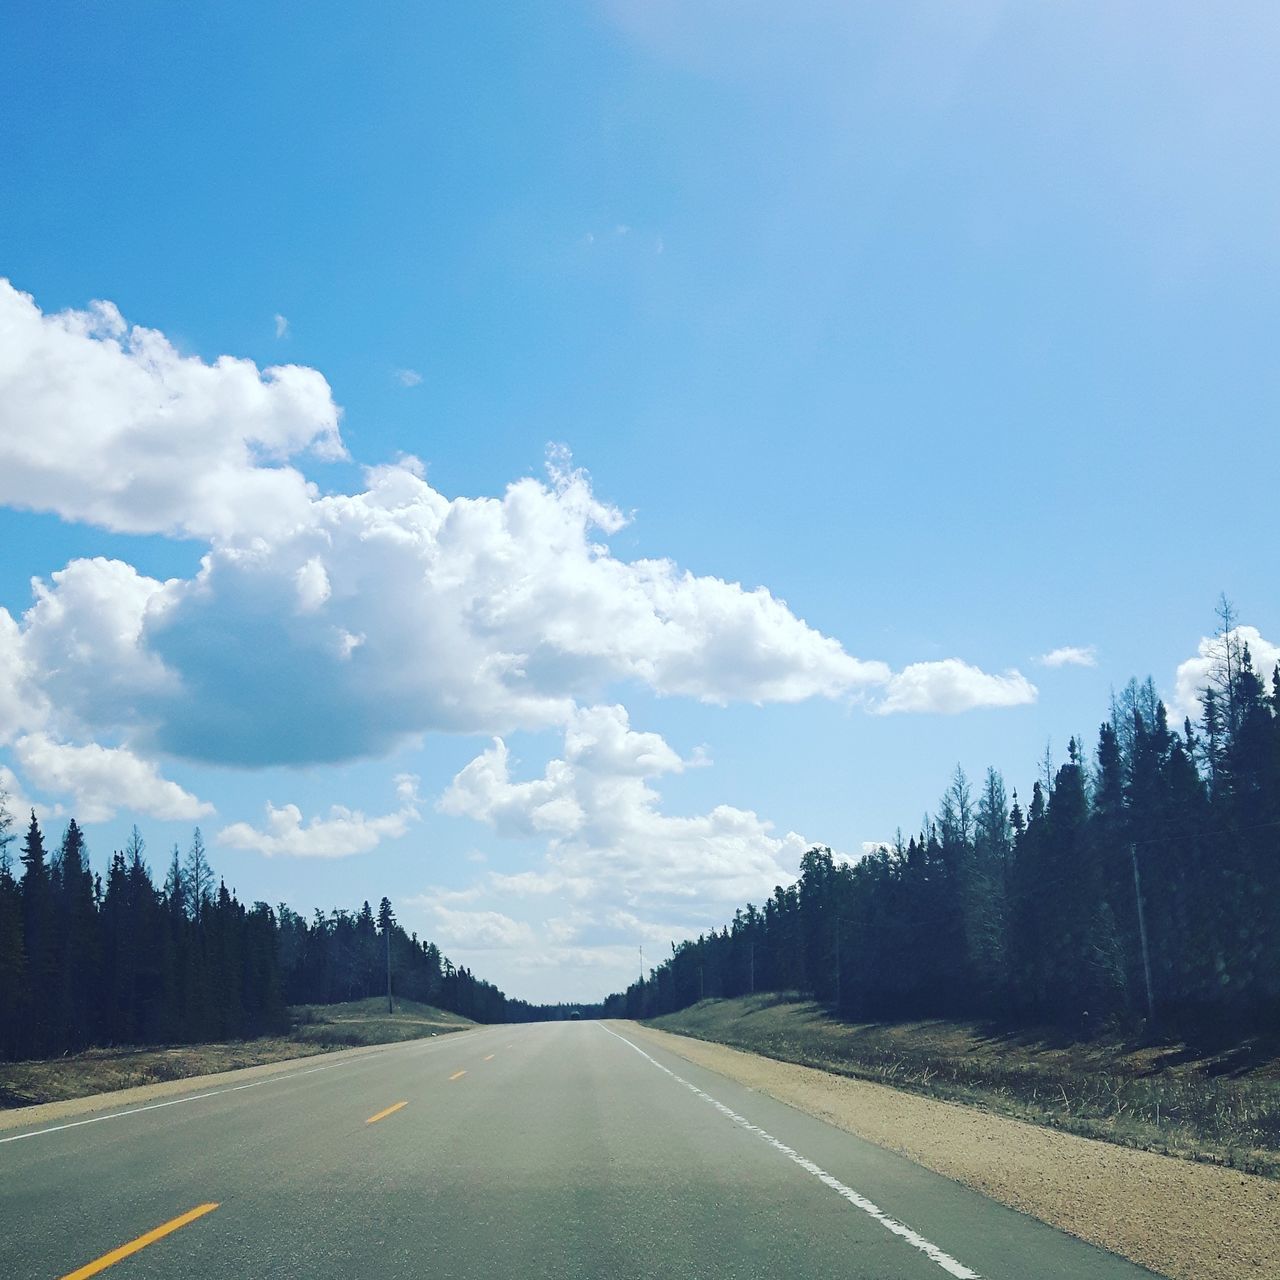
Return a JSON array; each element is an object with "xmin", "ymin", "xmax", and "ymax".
[{"xmin": 628, "ymin": 1022, "xmax": 1279, "ymax": 1280}]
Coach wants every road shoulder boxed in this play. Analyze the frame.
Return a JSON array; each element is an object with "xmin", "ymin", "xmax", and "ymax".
[
  {"xmin": 0, "ymin": 1034, "xmax": 463, "ymax": 1135},
  {"xmin": 624, "ymin": 1022, "xmax": 1277, "ymax": 1280}
]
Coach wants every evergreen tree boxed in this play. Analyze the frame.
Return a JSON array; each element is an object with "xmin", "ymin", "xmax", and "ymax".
[
  {"xmin": 18, "ymin": 812, "xmax": 57, "ymax": 1053},
  {"xmin": 0, "ymin": 793, "xmax": 25, "ymax": 1057}
]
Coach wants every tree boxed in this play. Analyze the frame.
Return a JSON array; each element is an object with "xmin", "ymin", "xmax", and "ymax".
[
  {"xmin": 184, "ymin": 829, "xmax": 212, "ymax": 924},
  {"xmin": 967, "ymin": 768, "xmax": 1012, "ymax": 1008},
  {"xmin": 54, "ymin": 819, "xmax": 98, "ymax": 1048},
  {"xmin": 19, "ymin": 812, "xmax": 59, "ymax": 1050},
  {"xmin": 0, "ymin": 792, "xmax": 25, "ymax": 1057}
]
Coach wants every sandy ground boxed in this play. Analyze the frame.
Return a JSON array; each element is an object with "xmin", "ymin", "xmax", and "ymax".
[{"xmin": 629, "ymin": 1023, "xmax": 1279, "ymax": 1280}]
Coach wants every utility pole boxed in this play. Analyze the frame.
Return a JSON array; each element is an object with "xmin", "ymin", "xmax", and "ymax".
[
  {"xmin": 639, "ymin": 944, "xmax": 644, "ymax": 985},
  {"xmin": 386, "ymin": 920, "xmax": 393, "ymax": 1016},
  {"xmin": 1130, "ymin": 844, "xmax": 1155, "ymax": 1022}
]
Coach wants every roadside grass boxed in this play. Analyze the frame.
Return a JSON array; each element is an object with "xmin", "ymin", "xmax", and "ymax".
[
  {"xmin": 289, "ymin": 996, "xmax": 473, "ymax": 1048},
  {"xmin": 649, "ymin": 994, "xmax": 1280, "ymax": 1178},
  {"xmin": 0, "ymin": 997, "xmax": 473, "ymax": 1108}
]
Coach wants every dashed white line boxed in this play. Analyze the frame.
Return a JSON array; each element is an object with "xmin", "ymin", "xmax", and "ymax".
[{"xmin": 599, "ymin": 1024, "xmax": 981, "ymax": 1280}]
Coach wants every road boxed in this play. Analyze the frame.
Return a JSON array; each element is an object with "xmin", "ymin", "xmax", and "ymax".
[{"xmin": 0, "ymin": 1020, "xmax": 1157, "ymax": 1279}]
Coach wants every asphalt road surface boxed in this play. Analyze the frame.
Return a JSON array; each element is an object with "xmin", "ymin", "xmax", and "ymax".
[{"xmin": 1, "ymin": 1020, "xmax": 1158, "ymax": 1279}]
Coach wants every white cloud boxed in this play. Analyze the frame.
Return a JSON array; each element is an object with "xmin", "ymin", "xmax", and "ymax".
[
  {"xmin": 294, "ymin": 557, "xmax": 331, "ymax": 613},
  {"xmin": 19, "ymin": 558, "xmax": 177, "ymax": 739},
  {"xmin": 873, "ymin": 659, "xmax": 1037, "ymax": 715},
  {"xmin": 418, "ymin": 905, "xmax": 538, "ymax": 950},
  {"xmin": 0, "ymin": 283, "xmax": 1036, "ymax": 775},
  {"xmin": 1037, "ymin": 645, "xmax": 1098, "ymax": 668},
  {"xmin": 394, "ymin": 368, "xmax": 423, "ymax": 387},
  {"xmin": 13, "ymin": 732, "xmax": 212, "ymax": 824},
  {"xmin": 216, "ymin": 774, "xmax": 420, "ymax": 859},
  {"xmin": 24, "ymin": 454, "xmax": 898, "ymax": 766},
  {"xmin": 0, "ymin": 279, "xmax": 344, "ymax": 541},
  {"xmin": 274, "ymin": 313, "xmax": 289, "ymax": 339},
  {"xmin": 1172, "ymin": 625, "xmax": 1280, "ymax": 720},
  {"xmin": 0, "ymin": 607, "xmax": 48, "ymax": 745},
  {"xmin": 0, "ymin": 764, "xmax": 56, "ymax": 825},
  {"xmin": 440, "ymin": 704, "xmax": 808, "ymax": 910}
]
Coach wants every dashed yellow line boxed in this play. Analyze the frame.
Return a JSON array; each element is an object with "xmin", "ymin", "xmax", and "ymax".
[
  {"xmin": 449, "ymin": 1070, "xmax": 466, "ymax": 1081},
  {"xmin": 483, "ymin": 1054, "xmax": 495, "ymax": 1062},
  {"xmin": 366, "ymin": 1101, "xmax": 408, "ymax": 1125},
  {"xmin": 60, "ymin": 1203, "xmax": 219, "ymax": 1279}
]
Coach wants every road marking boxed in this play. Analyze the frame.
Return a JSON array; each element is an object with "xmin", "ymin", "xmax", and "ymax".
[
  {"xmin": 0, "ymin": 1052, "xmax": 374, "ymax": 1145},
  {"xmin": 483, "ymin": 1054, "xmax": 495, "ymax": 1061},
  {"xmin": 599, "ymin": 1026, "xmax": 980, "ymax": 1280},
  {"xmin": 449, "ymin": 1070, "xmax": 466, "ymax": 1081},
  {"xmin": 366, "ymin": 1101, "xmax": 408, "ymax": 1125},
  {"xmin": 59, "ymin": 1202, "xmax": 219, "ymax": 1279}
]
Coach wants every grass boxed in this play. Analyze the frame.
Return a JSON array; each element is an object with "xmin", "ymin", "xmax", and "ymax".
[
  {"xmin": 649, "ymin": 994, "xmax": 1280, "ymax": 1178},
  {"xmin": 0, "ymin": 997, "xmax": 473, "ymax": 1109}
]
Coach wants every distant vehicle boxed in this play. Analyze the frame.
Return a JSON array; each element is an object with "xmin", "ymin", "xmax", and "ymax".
[{"xmin": 569, "ymin": 1010, "xmax": 582, "ymax": 1020}]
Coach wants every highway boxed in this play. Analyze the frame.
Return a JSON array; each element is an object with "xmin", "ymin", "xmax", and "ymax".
[{"xmin": 0, "ymin": 1021, "xmax": 1157, "ymax": 1279}]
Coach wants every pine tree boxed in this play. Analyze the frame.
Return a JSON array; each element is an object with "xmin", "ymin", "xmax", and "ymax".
[
  {"xmin": 184, "ymin": 828, "xmax": 212, "ymax": 924},
  {"xmin": 55, "ymin": 819, "xmax": 99, "ymax": 1048},
  {"xmin": 0, "ymin": 794, "xmax": 25, "ymax": 1058},
  {"xmin": 19, "ymin": 812, "xmax": 58, "ymax": 1053}
]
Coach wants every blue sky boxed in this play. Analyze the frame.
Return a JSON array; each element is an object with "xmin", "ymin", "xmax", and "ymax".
[{"xmin": 2, "ymin": 2, "xmax": 1277, "ymax": 1001}]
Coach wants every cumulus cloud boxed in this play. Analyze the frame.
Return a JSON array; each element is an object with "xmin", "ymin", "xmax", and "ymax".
[
  {"xmin": 1172, "ymin": 625, "xmax": 1280, "ymax": 720},
  {"xmin": 420, "ymin": 905, "xmax": 538, "ymax": 950},
  {"xmin": 1037, "ymin": 645, "xmax": 1098, "ymax": 668},
  {"xmin": 8, "ymin": 455, "xmax": 904, "ymax": 766},
  {"xmin": 0, "ymin": 279, "xmax": 343, "ymax": 541},
  {"xmin": 440, "ymin": 704, "xmax": 808, "ymax": 909},
  {"xmin": 873, "ymin": 659, "xmax": 1037, "ymax": 715},
  {"xmin": 0, "ymin": 282, "xmax": 1036, "ymax": 777},
  {"xmin": 19, "ymin": 558, "xmax": 177, "ymax": 739},
  {"xmin": 0, "ymin": 764, "xmax": 54, "ymax": 825},
  {"xmin": 0, "ymin": 607, "xmax": 47, "ymax": 745},
  {"xmin": 216, "ymin": 774, "xmax": 420, "ymax": 858},
  {"xmin": 13, "ymin": 732, "xmax": 212, "ymax": 824}
]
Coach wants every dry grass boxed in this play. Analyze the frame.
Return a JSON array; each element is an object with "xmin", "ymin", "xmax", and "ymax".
[
  {"xmin": 0, "ymin": 997, "xmax": 472, "ymax": 1108},
  {"xmin": 650, "ymin": 994, "xmax": 1280, "ymax": 1178}
]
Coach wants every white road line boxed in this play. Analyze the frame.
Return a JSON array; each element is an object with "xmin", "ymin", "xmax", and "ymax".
[
  {"xmin": 599, "ymin": 1025, "xmax": 981, "ymax": 1280},
  {"xmin": 0, "ymin": 1051, "xmax": 366, "ymax": 1145},
  {"xmin": 0, "ymin": 1029, "xmax": 481, "ymax": 1147}
]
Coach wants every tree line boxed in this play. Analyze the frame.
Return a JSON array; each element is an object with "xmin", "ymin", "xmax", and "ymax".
[
  {"xmin": 605, "ymin": 610, "xmax": 1280, "ymax": 1035},
  {"xmin": 0, "ymin": 816, "xmax": 544, "ymax": 1061}
]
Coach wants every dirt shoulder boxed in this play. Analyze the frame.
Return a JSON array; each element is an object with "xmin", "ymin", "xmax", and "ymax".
[
  {"xmin": 650, "ymin": 996, "xmax": 1280, "ymax": 1177},
  {"xmin": 629, "ymin": 1023, "xmax": 1278, "ymax": 1280}
]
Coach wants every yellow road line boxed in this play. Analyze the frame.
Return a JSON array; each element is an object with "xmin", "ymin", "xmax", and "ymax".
[
  {"xmin": 60, "ymin": 1203, "xmax": 219, "ymax": 1280},
  {"xmin": 449, "ymin": 1070, "xmax": 466, "ymax": 1081},
  {"xmin": 483, "ymin": 1054, "xmax": 495, "ymax": 1061},
  {"xmin": 366, "ymin": 1101, "xmax": 408, "ymax": 1125}
]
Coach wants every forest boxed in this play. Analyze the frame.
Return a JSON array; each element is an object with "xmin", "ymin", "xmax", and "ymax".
[
  {"xmin": 3, "ymin": 614, "xmax": 1277, "ymax": 1061},
  {"xmin": 0, "ymin": 816, "xmax": 547, "ymax": 1061},
  {"xmin": 603, "ymin": 617, "xmax": 1280, "ymax": 1035}
]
